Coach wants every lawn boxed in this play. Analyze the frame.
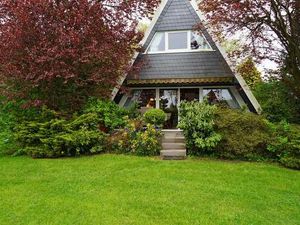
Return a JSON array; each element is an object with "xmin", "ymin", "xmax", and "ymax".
[{"xmin": 0, "ymin": 155, "xmax": 299, "ymax": 225}]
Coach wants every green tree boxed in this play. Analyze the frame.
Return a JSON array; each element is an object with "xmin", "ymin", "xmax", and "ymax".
[
  {"xmin": 253, "ymin": 81, "xmax": 300, "ymax": 123},
  {"xmin": 237, "ymin": 57, "xmax": 262, "ymax": 89}
]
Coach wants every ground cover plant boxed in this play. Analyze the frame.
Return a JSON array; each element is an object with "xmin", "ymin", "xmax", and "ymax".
[{"xmin": 0, "ymin": 155, "xmax": 299, "ymax": 225}]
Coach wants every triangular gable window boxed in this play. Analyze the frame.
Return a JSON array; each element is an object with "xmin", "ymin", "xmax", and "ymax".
[
  {"xmin": 147, "ymin": 31, "xmax": 212, "ymax": 53},
  {"xmin": 191, "ymin": 31, "xmax": 211, "ymax": 50}
]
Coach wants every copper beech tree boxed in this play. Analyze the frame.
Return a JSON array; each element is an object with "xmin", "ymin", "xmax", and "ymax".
[
  {"xmin": 199, "ymin": 0, "xmax": 300, "ymax": 97},
  {"xmin": 0, "ymin": 0, "xmax": 159, "ymax": 111}
]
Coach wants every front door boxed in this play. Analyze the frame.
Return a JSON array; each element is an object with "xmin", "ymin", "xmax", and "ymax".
[{"xmin": 159, "ymin": 89, "xmax": 178, "ymax": 129}]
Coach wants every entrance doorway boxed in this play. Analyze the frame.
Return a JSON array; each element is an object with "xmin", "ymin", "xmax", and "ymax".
[{"xmin": 159, "ymin": 89, "xmax": 178, "ymax": 129}]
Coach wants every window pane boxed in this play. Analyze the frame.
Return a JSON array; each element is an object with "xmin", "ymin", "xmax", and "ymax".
[
  {"xmin": 130, "ymin": 89, "xmax": 156, "ymax": 108},
  {"xmin": 180, "ymin": 88, "xmax": 199, "ymax": 101},
  {"xmin": 148, "ymin": 32, "xmax": 165, "ymax": 52},
  {"xmin": 203, "ymin": 89, "xmax": 239, "ymax": 108},
  {"xmin": 191, "ymin": 31, "xmax": 211, "ymax": 50},
  {"xmin": 168, "ymin": 32, "xmax": 188, "ymax": 50}
]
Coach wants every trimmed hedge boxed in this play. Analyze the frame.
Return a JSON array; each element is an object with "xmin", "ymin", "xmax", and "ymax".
[
  {"xmin": 143, "ymin": 109, "xmax": 166, "ymax": 127},
  {"xmin": 214, "ymin": 107, "xmax": 272, "ymax": 160}
]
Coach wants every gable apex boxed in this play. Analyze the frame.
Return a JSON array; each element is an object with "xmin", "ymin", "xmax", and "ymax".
[
  {"xmin": 143, "ymin": 0, "xmax": 202, "ymax": 49},
  {"xmin": 155, "ymin": 0, "xmax": 199, "ymax": 31}
]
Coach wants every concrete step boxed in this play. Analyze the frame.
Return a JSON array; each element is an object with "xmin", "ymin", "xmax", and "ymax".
[
  {"xmin": 162, "ymin": 130, "xmax": 184, "ymax": 139},
  {"xmin": 162, "ymin": 136, "xmax": 185, "ymax": 143},
  {"xmin": 162, "ymin": 143, "xmax": 186, "ymax": 150},
  {"xmin": 161, "ymin": 150, "xmax": 186, "ymax": 160}
]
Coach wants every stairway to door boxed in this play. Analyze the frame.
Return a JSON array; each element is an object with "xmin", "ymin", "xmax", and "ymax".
[{"xmin": 161, "ymin": 130, "xmax": 186, "ymax": 160}]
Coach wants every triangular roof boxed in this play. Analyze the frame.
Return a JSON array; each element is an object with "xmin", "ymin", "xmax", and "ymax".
[{"xmin": 112, "ymin": 0, "xmax": 262, "ymax": 114}]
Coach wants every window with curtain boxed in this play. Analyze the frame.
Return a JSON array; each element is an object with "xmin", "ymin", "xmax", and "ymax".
[{"xmin": 148, "ymin": 32, "xmax": 165, "ymax": 52}]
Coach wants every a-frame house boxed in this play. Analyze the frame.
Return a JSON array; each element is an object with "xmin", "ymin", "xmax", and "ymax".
[{"xmin": 113, "ymin": 0, "xmax": 261, "ymax": 129}]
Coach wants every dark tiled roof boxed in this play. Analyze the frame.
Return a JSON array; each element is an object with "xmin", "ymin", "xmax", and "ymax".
[{"xmin": 129, "ymin": 0, "xmax": 234, "ymax": 81}]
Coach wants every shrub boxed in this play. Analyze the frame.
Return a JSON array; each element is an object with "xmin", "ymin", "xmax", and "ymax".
[
  {"xmin": 84, "ymin": 98, "xmax": 128, "ymax": 132},
  {"xmin": 253, "ymin": 81, "xmax": 300, "ymax": 123},
  {"xmin": 143, "ymin": 109, "xmax": 166, "ymax": 127},
  {"xmin": 131, "ymin": 124, "xmax": 162, "ymax": 156},
  {"xmin": 268, "ymin": 122, "xmax": 300, "ymax": 169},
  {"xmin": 108, "ymin": 119, "xmax": 162, "ymax": 156},
  {"xmin": 127, "ymin": 101, "xmax": 142, "ymax": 119},
  {"xmin": 214, "ymin": 107, "xmax": 272, "ymax": 160},
  {"xmin": 178, "ymin": 101, "xmax": 221, "ymax": 155},
  {"xmin": 0, "ymin": 98, "xmax": 39, "ymax": 155},
  {"xmin": 14, "ymin": 108, "xmax": 106, "ymax": 158}
]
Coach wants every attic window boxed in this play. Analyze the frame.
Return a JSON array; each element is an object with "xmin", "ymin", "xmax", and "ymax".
[
  {"xmin": 168, "ymin": 31, "xmax": 188, "ymax": 50},
  {"xmin": 191, "ymin": 31, "xmax": 211, "ymax": 50},
  {"xmin": 147, "ymin": 31, "xmax": 212, "ymax": 53},
  {"xmin": 148, "ymin": 32, "xmax": 165, "ymax": 52}
]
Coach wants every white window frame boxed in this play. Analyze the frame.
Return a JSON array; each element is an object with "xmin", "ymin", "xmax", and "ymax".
[
  {"xmin": 146, "ymin": 30, "xmax": 214, "ymax": 54},
  {"xmin": 121, "ymin": 86, "xmax": 247, "ymax": 110}
]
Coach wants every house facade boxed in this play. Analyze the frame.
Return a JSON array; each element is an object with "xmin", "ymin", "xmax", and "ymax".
[{"xmin": 113, "ymin": 0, "xmax": 261, "ymax": 129}]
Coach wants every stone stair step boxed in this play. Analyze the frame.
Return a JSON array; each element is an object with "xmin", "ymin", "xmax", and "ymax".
[
  {"xmin": 160, "ymin": 150, "xmax": 186, "ymax": 160},
  {"xmin": 162, "ymin": 131, "xmax": 185, "ymax": 139},
  {"xmin": 162, "ymin": 143, "xmax": 186, "ymax": 150},
  {"xmin": 162, "ymin": 136, "xmax": 186, "ymax": 143}
]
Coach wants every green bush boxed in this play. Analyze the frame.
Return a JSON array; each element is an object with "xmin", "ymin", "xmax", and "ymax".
[
  {"xmin": 268, "ymin": 122, "xmax": 300, "ymax": 169},
  {"xmin": 108, "ymin": 119, "xmax": 162, "ymax": 156},
  {"xmin": 0, "ymin": 98, "xmax": 39, "ymax": 155},
  {"xmin": 15, "ymin": 108, "xmax": 106, "ymax": 158},
  {"xmin": 84, "ymin": 98, "xmax": 128, "ymax": 132},
  {"xmin": 215, "ymin": 107, "xmax": 272, "ymax": 160},
  {"xmin": 178, "ymin": 101, "xmax": 221, "ymax": 155},
  {"xmin": 253, "ymin": 81, "xmax": 300, "ymax": 123},
  {"xmin": 127, "ymin": 101, "xmax": 142, "ymax": 119},
  {"xmin": 143, "ymin": 109, "xmax": 166, "ymax": 127},
  {"xmin": 131, "ymin": 124, "xmax": 162, "ymax": 156}
]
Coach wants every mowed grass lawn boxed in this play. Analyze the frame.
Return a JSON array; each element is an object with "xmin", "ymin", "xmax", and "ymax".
[{"xmin": 0, "ymin": 155, "xmax": 299, "ymax": 225}]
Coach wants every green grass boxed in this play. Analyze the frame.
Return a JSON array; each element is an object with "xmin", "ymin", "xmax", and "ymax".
[{"xmin": 0, "ymin": 155, "xmax": 299, "ymax": 225}]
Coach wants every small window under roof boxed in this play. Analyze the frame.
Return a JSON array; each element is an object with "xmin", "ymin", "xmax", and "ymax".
[
  {"xmin": 147, "ymin": 30, "xmax": 212, "ymax": 53},
  {"xmin": 148, "ymin": 32, "xmax": 165, "ymax": 52},
  {"xmin": 191, "ymin": 31, "xmax": 211, "ymax": 50}
]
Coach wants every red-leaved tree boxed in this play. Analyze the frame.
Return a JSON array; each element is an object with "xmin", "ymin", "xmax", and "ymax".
[
  {"xmin": 198, "ymin": 0, "xmax": 300, "ymax": 98},
  {"xmin": 0, "ymin": 0, "xmax": 159, "ymax": 111}
]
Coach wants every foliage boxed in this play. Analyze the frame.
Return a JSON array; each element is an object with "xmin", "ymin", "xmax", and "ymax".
[
  {"xmin": 131, "ymin": 124, "xmax": 161, "ymax": 156},
  {"xmin": 178, "ymin": 101, "xmax": 221, "ymax": 155},
  {"xmin": 0, "ymin": 98, "xmax": 40, "ymax": 155},
  {"xmin": 236, "ymin": 57, "xmax": 262, "ymax": 89},
  {"xmin": 199, "ymin": 0, "xmax": 300, "ymax": 98},
  {"xmin": 14, "ymin": 108, "xmax": 106, "ymax": 158},
  {"xmin": 214, "ymin": 107, "xmax": 272, "ymax": 160},
  {"xmin": 108, "ymin": 118, "xmax": 161, "ymax": 156},
  {"xmin": 268, "ymin": 122, "xmax": 300, "ymax": 169},
  {"xmin": 126, "ymin": 101, "xmax": 141, "ymax": 119},
  {"xmin": 84, "ymin": 98, "xmax": 128, "ymax": 132},
  {"xmin": 0, "ymin": 0, "xmax": 160, "ymax": 112},
  {"xmin": 253, "ymin": 81, "xmax": 300, "ymax": 123},
  {"xmin": 143, "ymin": 109, "xmax": 166, "ymax": 127}
]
